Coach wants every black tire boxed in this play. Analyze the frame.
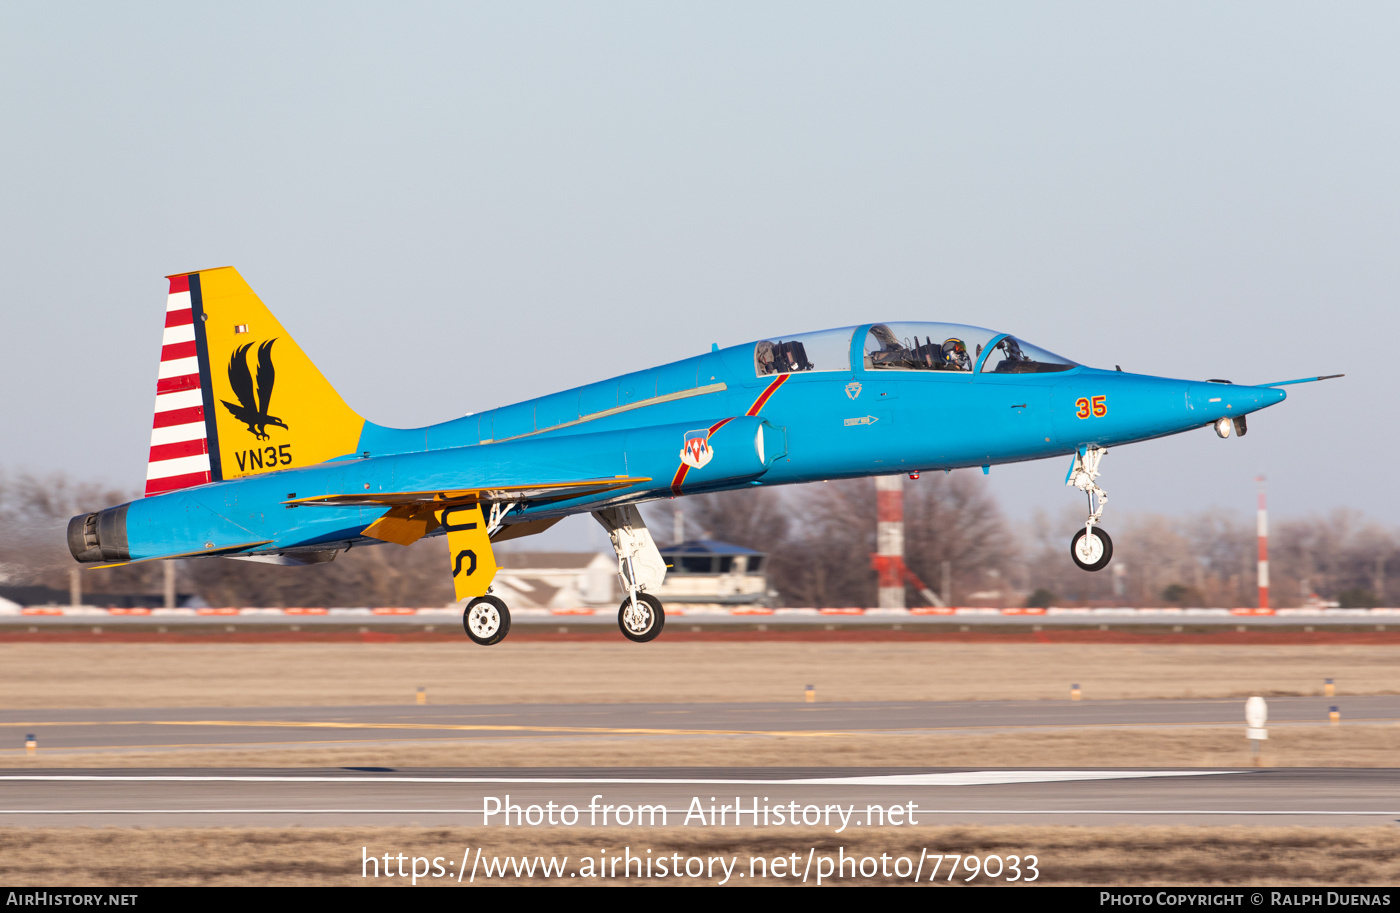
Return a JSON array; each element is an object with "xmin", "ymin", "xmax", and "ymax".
[
  {"xmin": 463, "ymin": 595, "xmax": 510, "ymax": 646},
  {"xmin": 617, "ymin": 593, "xmax": 665, "ymax": 643},
  {"xmin": 1070, "ymin": 527, "xmax": 1113, "ymax": 572}
]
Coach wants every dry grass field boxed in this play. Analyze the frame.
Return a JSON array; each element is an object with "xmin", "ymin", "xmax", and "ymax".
[
  {"xmin": 1, "ymin": 641, "xmax": 1394, "ymax": 707},
  {"xmin": 2, "ymin": 723, "xmax": 1398, "ymax": 771},
  {"xmin": 2, "ymin": 825, "xmax": 1397, "ymax": 886}
]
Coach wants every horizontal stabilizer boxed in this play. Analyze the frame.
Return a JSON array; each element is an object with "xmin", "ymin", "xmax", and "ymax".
[{"xmin": 87, "ymin": 540, "xmax": 275, "ymax": 570}]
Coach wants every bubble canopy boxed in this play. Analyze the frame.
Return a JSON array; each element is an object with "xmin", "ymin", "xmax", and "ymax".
[{"xmin": 749, "ymin": 323, "xmax": 1077, "ymax": 377}]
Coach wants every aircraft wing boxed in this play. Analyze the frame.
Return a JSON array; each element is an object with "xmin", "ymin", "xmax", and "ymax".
[{"xmin": 286, "ymin": 475, "xmax": 652, "ymax": 546}]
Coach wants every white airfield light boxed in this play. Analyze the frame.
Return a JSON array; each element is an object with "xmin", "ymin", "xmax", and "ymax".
[{"xmin": 1245, "ymin": 696, "xmax": 1268, "ymax": 766}]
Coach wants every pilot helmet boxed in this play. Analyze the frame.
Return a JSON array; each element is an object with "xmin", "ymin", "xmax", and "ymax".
[
  {"xmin": 942, "ymin": 338, "xmax": 969, "ymax": 364},
  {"xmin": 755, "ymin": 340, "xmax": 776, "ymax": 368}
]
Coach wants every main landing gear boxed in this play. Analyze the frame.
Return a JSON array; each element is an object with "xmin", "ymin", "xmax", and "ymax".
[
  {"xmin": 619, "ymin": 592, "xmax": 665, "ymax": 643},
  {"xmin": 463, "ymin": 594, "xmax": 510, "ymax": 646},
  {"xmin": 594, "ymin": 505, "xmax": 670, "ymax": 644},
  {"xmin": 1067, "ymin": 445, "xmax": 1113, "ymax": 572}
]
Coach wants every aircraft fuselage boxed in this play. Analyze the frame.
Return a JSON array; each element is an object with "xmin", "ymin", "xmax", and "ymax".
[{"xmin": 97, "ymin": 323, "xmax": 1285, "ymax": 563}]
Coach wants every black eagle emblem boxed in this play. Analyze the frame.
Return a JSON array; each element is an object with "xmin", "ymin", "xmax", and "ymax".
[{"xmin": 221, "ymin": 339, "xmax": 289, "ymax": 440}]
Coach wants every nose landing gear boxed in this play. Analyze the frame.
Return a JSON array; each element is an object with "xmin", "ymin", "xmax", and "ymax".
[
  {"xmin": 1067, "ymin": 445, "xmax": 1113, "ymax": 572},
  {"xmin": 1071, "ymin": 526, "xmax": 1113, "ymax": 572}
]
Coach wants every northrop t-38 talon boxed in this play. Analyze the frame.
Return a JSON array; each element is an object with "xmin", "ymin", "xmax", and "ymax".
[{"xmin": 69, "ymin": 268, "xmax": 1340, "ymax": 644}]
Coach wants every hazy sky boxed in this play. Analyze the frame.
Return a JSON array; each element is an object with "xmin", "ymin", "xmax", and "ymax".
[{"xmin": 2, "ymin": 3, "xmax": 1396, "ymax": 550}]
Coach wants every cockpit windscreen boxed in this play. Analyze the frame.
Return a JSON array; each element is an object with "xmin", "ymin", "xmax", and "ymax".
[{"xmin": 979, "ymin": 336, "xmax": 1077, "ymax": 374}]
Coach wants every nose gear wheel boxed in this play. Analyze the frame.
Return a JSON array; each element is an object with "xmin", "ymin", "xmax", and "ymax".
[
  {"xmin": 618, "ymin": 593, "xmax": 665, "ymax": 643},
  {"xmin": 1071, "ymin": 526, "xmax": 1113, "ymax": 572},
  {"xmin": 1066, "ymin": 445, "xmax": 1112, "ymax": 571},
  {"xmin": 463, "ymin": 595, "xmax": 510, "ymax": 646}
]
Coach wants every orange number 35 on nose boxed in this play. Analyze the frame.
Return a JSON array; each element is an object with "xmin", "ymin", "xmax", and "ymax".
[{"xmin": 1076, "ymin": 396, "xmax": 1108, "ymax": 419}]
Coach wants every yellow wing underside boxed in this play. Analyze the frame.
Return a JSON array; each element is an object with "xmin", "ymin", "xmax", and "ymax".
[{"xmin": 288, "ymin": 476, "xmax": 651, "ymax": 547}]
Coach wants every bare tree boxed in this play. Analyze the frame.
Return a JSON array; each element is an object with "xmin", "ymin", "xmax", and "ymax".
[
  {"xmin": 768, "ymin": 479, "xmax": 877, "ymax": 607},
  {"xmin": 0, "ymin": 466, "xmax": 457, "ymax": 607},
  {"xmin": 903, "ymin": 472, "xmax": 1017, "ymax": 605},
  {"xmin": 1274, "ymin": 510, "xmax": 1397, "ymax": 606},
  {"xmin": 667, "ymin": 486, "xmax": 792, "ymax": 548},
  {"xmin": 187, "ymin": 537, "xmax": 455, "ymax": 608},
  {"xmin": 0, "ymin": 469, "xmax": 157, "ymax": 594}
]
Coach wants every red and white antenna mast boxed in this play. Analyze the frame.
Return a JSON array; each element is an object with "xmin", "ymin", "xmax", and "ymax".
[
  {"xmin": 871, "ymin": 473, "xmax": 945, "ymax": 608},
  {"xmin": 1257, "ymin": 475, "xmax": 1269, "ymax": 610},
  {"xmin": 875, "ymin": 475, "xmax": 905, "ymax": 609}
]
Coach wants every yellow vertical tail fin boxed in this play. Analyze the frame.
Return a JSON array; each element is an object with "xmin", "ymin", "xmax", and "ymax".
[{"xmin": 145, "ymin": 267, "xmax": 365, "ymax": 494}]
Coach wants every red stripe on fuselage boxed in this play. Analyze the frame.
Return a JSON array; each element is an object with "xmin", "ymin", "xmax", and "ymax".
[
  {"xmin": 746, "ymin": 373, "xmax": 789, "ymax": 415},
  {"xmin": 669, "ymin": 379, "xmax": 786, "ymax": 495},
  {"xmin": 669, "ymin": 463, "xmax": 690, "ymax": 495}
]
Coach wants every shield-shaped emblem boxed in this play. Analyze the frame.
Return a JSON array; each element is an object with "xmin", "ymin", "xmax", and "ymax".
[
  {"xmin": 679, "ymin": 430, "xmax": 714, "ymax": 469},
  {"xmin": 845, "ymin": 381, "xmax": 862, "ymax": 400}
]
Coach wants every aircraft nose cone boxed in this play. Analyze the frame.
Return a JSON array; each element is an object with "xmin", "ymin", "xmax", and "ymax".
[
  {"xmin": 1188, "ymin": 383, "xmax": 1286, "ymax": 418},
  {"xmin": 1234, "ymin": 385, "xmax": 1287, "ymax": 411}
]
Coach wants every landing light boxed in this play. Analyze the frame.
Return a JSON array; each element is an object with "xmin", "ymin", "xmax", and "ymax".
[{"xmin": 1214, "ymin": 417, "xmax": 1232, "ymax": 439}]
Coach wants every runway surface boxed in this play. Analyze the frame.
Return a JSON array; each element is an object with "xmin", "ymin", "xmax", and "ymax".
[
  {"xmin": 4, "ymin": 698, "xmax": 1397, "ymax": 827},
  {"xmin": 1, "ymin": 696, "xmax": 1394, "ymax": 758},
  {"xmin": 1, "ymin": 767, "xmax": 1397, "ymax": 827}
]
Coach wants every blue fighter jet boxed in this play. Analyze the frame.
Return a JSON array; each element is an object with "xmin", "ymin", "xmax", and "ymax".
[{"xmin": 69, "ymin": 268, "xmax": 1339, "ymax": 645}]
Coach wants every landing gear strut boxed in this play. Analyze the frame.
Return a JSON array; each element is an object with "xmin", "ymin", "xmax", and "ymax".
[
  {"xmin": 1067, "ymin": 445, "xmax": 1113, "ymax": 572},
  {"xmin": 463, "ymin": 594, "xmax": 510, "ymax": 646},
  {"xmin": 594, "ymin": 505, "xmax": 669, "ymax": 644}
]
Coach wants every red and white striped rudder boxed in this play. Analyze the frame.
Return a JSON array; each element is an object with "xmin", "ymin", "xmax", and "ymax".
[{"xmin": 145, "ymin": 274, "xmax": 216, "ymax": 496}]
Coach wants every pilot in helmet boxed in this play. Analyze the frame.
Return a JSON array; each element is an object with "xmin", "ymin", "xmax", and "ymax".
[
  {"xmin": 999, "ymin": 336, "xmax": 1028, "ymax": 363},
  {"xmin": 755, "ymin": 340, "xmax": 777, "ymax": 374},
  {"xmin": 941, "ymin": 338, "xmax": 970, "ymax": 371}
]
